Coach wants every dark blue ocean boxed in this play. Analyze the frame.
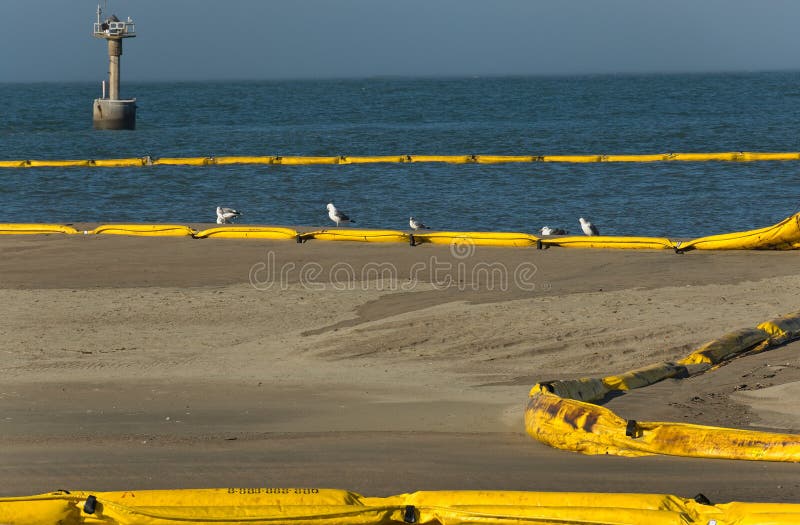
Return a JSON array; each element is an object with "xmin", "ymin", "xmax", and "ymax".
[{"xmin": 1, "ymin": 72, "xmax": 799, "ymax": 237}]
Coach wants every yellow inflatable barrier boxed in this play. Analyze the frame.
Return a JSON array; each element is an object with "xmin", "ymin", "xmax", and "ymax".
[
  {"xmin": 214, "ymin": 156, "xmax": 274, "ymax": 165},
  {"xmin": 3, "ymin": 488, "xmax": 800, "ymax": 525},
  {"xmin": 152, "ymin": 157, "xmax": 211, "ymax": 166},
  {"xmin": 602, "ymin": 154, "xmax": 669, "ymax": 162},
  {"xmin": 89, "ymin": 224, "xmax": 196, "ymax": 237},
  {"xmin": 541, "ymin": 235, "xmax": 676, "ymax": 250},
  {"xmin": 193, "ymin": 226, "xmax": 299, "ymax": 240},
  {"xmin": 601, "ymin": 362, "xmax": 690, "ymax": 392},
  {"xmin": 303, "ymin": 229, "xmax": 409, "ymax": 243},
  {"xmin": 0, "ymin": 213, "xmax": 798, "ymax": 251},
  {"xmin": 27, "ymin": 159, "xmax": 91, "ymax": 168},
  {"xmin": 91, "ymin": 158, "xmax": 148, "ymax": 167},
  {"xmin": 681, "ymin": 211, "xmax": 800, "ymax": 250},
  {"xmin": 677, "ymin": 327, "xmax": 770, "ymax": 366},
  {"xmin": 343, "ymin": 155, "xmax": 409, "ymax": 164},
  {"xmin": 541, "ymin": 154, "xmax": 605, "ymax": 163},
  {"xmin": 475, "ymin": 155, "xmax": 538, "ymax": 163},
  {"xmin": 400, "ymin": 155, "xmax": 471, "ymax": 163},
  {"xmin": 538, "ymin": 377, "xmax": 611, "ymax": 403},
  {"xmin": 6, "ymin": 151, "xmax": 800, "ymax": 168},
  {"xmin": 0, "ymin": 223, "xmax": 79, "ymax": 235},
  {"xmin": 746, "ymin": 151, "xmax": 800, "ymax": 161},
  {"xmin": 413, "ymin": 231, "xmax": 539, "ymax": 247},
  {"xmin": 277, "ymin": 156, "xmax": 341, "ymax": 165},
  {"xmin": 526, "ymin": 310, "xmax": 800, "ymax": 460},
  {"xmin": 757, "ymin": 309, "xmax": 800, "ymax": 345},
  {"xmin": 526, "ymin": 387, "xmax": 800, "ymax": 461}
]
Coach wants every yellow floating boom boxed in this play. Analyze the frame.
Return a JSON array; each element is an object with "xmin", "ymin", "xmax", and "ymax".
[
  {"xmin": 3, "ymin": 151, "xmax": 800, "ymax": 168},
  {"xmin": 525, "ymin": 309, "xmax": 800, "ymax": 461},
  {"xmin": 0, "ymin": 212, "xmax": 798, "ymax": 250},
  {"xmin": 3, "ymin": 488, "xmax": 800, "ymax": 525}
]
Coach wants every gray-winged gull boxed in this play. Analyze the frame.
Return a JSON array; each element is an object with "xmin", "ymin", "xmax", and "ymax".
[
  {"xmin": 409, "ymin": 216, "xmax": 430, "ymax": 230},
  {"xmin": 540, "ymin": 226, "xmax": 568, "ymax": 236},
  {"xmin": 216, "ymin": 206, "xmax": 241, "ymax": 224},
  {"xmin": 579, "ymin": 217, "xmax": 599, "ymax": 236},
  {"xmin": 327, "ymin": 202, "xmax": 354, "ymax": 227}
]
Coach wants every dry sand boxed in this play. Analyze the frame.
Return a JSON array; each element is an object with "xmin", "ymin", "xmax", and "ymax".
[{"xmin": 1, "ymin": 232, "xmax": 799, "ymax": 502}]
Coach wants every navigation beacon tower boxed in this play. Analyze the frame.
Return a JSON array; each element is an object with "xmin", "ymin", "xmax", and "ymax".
[{"xmin": 92, "ymin": 3, "xmax": 137, "ymax": 130}]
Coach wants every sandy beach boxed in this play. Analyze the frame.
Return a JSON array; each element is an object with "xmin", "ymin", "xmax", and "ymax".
[{"xmin": 1, "ymin": 231, "xmax": 799, "ymax": 502}]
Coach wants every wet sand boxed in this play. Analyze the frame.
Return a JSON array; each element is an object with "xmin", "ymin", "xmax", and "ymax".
[{"xmin": 1, "ymin": 231, "xmax": 799, "ymax": 502}]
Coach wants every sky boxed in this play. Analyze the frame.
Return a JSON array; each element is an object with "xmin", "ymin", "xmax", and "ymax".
[{"xmin": 2, "ymin": 0, "xmax": 800, "ymax": 82}]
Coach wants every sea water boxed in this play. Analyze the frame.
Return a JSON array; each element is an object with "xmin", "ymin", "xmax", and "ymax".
[{"xmin": 1, "ymin": 72, "xmax": 799, "ymax": 236}]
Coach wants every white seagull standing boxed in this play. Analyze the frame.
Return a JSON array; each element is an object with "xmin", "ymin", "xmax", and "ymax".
[
  {"xmin": 327, "ymin": 202, "xmax": 354, "ymax": 227},
  {"xmin": 579, "ymin": 217, "xmax": 599, "ymax": 236},
  {"xmin": 409, "ymin": 216, "xmax": 430, "ymax": 230},
  {"xmin": 216, "ymin": 206, "xmax": 241, "ymax": 224}
]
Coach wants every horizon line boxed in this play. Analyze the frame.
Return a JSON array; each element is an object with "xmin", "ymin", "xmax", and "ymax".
[{"xmin": 2, "ymin": 68, "xmax": 800, "ymax": 85}]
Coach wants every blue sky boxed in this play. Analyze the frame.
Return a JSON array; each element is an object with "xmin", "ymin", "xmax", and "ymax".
[{"xmin": 2, "ymin": 0, "xmax": 800, "ymax": 82}]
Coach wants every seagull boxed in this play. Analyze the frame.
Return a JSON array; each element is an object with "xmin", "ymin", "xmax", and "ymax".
[
  {"xmin": 579, "ymin": 217, "xmax": 599, "ymax": 236},
  {"xmin": 216, "ymin": 206, "xmax": 241, "ymax": 224},
  {"xmin": 409, "ymin": 216, "xmax": 430, "ymax": 230},
  {"xmin": 327, "ymin": 202, "xmax": 354, "ymax": 227},
  {"xmin": 540, "ymin": 226, "xmax": 569, "ymax": 236}
]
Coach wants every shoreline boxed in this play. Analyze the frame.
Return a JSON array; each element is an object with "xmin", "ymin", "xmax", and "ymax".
[{"xmin": 1, "ymin": 235, "xmax": 799, "ymax": 500}]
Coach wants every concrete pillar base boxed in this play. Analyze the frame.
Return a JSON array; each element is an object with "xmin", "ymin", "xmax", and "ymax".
[{"xmin": 93, "ymin": 98, "xmax": 136, "ymax": 130}]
